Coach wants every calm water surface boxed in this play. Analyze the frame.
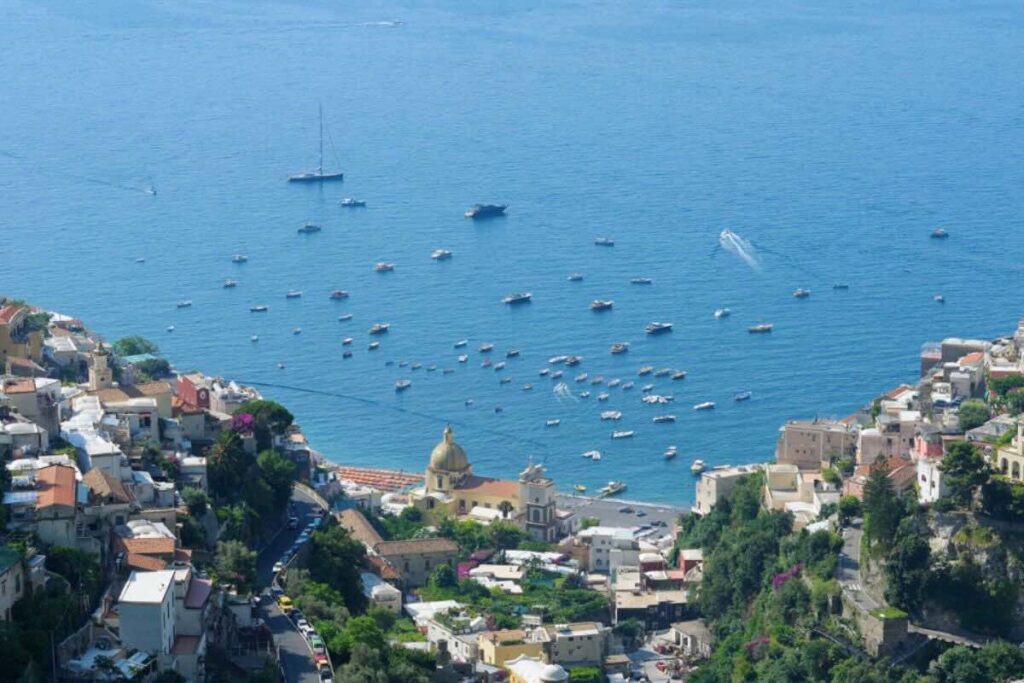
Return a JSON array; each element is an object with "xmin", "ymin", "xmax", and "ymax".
[{"xmin": 2, "ymin": 0, "xmax": 1023, "ymax": 503}]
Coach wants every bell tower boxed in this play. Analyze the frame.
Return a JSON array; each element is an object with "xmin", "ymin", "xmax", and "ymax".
[{"xmin": 88, "ymin": 344, "xmax": 114, "ymax": 391}]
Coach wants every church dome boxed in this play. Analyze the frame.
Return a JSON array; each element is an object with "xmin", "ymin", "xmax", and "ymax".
[
  {"xmin": 429, "ymin": 425, "xmax": 469, "ymax": 472},
  {"xmin": 540, "ymin": 664, "xmax": 569, "ymax": 682}
]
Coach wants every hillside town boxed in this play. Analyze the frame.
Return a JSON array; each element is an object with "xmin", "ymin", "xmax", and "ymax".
[{"xmin": 2, "ymin": 296, "xmax": 1024, "ymax": 683}]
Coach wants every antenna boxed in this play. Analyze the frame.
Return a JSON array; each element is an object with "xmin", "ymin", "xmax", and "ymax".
[{"xmin": 318, "ymin": 103, "xmax": 324, "ymax": 176}]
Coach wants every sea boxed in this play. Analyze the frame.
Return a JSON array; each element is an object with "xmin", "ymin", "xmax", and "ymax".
[{"xmin": 2, "ymin": 0, "xmax": 1023, "ymax": 505}]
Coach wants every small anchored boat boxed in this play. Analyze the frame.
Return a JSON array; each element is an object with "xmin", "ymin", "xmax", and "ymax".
[
  {"xmin": 340, "ymin": 197, "xmax": 366, "ymax": 207},
  {"xmin": 630, "ymin": 277, "xmax": 652, "ymax": 285},
  {"xmin": 285, "ymin": 290, "xmax": 303, "ymax": 299},
  {"xmin": 369, "ymin": 322, "xmax": 390, "ymax": 335},
  {"xmin": 374, "ymin": 262, "xmax": 395, "ymax": 273},
  {"xmin": 693, "ymin": 401, "xmax": 715, "ymax": 411},
  {"xmin": 431, "ymin": 248, "xmax": 453, "ymax": 261},
  {"xmin": 665, "ymin": 446, "xmax": 678, "ymax": 460},
  {"xmin": 653, "ymin": 414, "xmax": 676, "ymax": 423},
  {"xmin": 734, "ymin": 391, "xmax": 752, "ymax": 402},
  {"xmin": 568, "ymin": 273, "xmax": 584, "ymax": 282},
  {"xmin": 594, "ymin": 237, "xmax": 615, "ymax": 247},
  {"xmin": 749, "ymin": 323, "xmax": 773, "ymax": 333},
  {"xmin": 691, "ymin": 459, "xmax": 706, "ymax": 474},
  {"xmin": 329, "ymin": 290, "xmax": 349, "ymax": 300},
  {"xmin": 395, "ymin": 379, "xmax": 412, "ymax": 392},
  {"xmin": 645, "ymin": 322, "xmax": 673, "ymax": 335},
  {"xmin": 545, "ymin": 419, "xmax": 560, "ymax": 427},
  {"xmin": 714, "ymin": 308, "xmax": 731, "ymax": 318},
  {"xmin": 176, "ymin": 300, "xmax": 192, "ymax": 308},
  {"xmin": 611, "ymin": 430, "xmax": 634, "ymax": 439},
  {"xmin": 250, "ymin": 305, "xmax": 269, "ymax": 312},
  {"xmin": 591, "ymin": 300, "xmax": 614, "ymax": 311},
  {"xmin": 297, "ymin": 223, "xmax": 322, "ymax": 234},
  {"xmin": 223, "ymin": 279, "xmax": 238, "ymax": 288}
]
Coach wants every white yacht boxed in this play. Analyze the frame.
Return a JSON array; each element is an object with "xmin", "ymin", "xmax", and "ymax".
[
  {"xmin": 546, "ymin": 419, "xmax": 560, "ymax": 427},
  {"xmin": 431, "ymin": 248, "xmax": 453, "ymax": 261},
  {"xmin": 582, "ymin": 450, "xmax": 602, "ymax": 460},
  {"xmin": 691, "ymin": 459, "xmax": 706, "ymax": 474},
  {"xmin": 600, "ymin": 410, "xmax": 622, "ymax": 421},
  {"xmin": 714, "ymin": 308, "xmax": 731, "ymax": 318},
  {"xmin": 694, "ymin": 401, "xmax": 716, "ymax": 411},
  {"xmin": 611, "ymin": 430, "xmax": 634, "ymax": 439}
]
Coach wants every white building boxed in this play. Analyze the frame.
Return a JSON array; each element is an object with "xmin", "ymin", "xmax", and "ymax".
[
  {"xmin": 505, "ymin": 654, "xmax": 569, "ymax": 683},
  {"xmin": 360, "ymin": 571, "xmax": 402, "ymax": 613},
  {"xmin": 576, "ymin": 527, "xmax": 639, "ymax": 574},
  {"xmin": 916, "ymin": 458, "xmax": 949, "ymax": 504},
  {"xmin": 693, "ymin": 464, "xmax": 761, "ymax": 515},
  {"xmin": 118, "ymin": 570, "xmax": 176, "ymax": 656}
]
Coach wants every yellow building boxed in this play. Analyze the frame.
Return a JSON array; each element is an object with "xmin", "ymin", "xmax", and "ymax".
[
  {"xmin": 417, "ymin": 426, "xmax": 521, "ymax": 517},
  {"xmin": 477, "ymin": 629, "xmax": 544, "ymax": 668},
  {"xmin": 0, "ymin": 305, "xmax": 43, "ymax": 365},
  {"xmin": 996, "ymin": 423, "xmax": 1024, "ymax": 482}
]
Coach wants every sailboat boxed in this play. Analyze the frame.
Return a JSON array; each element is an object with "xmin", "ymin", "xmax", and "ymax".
[{"xmin": 288, "ymin": 105, "xmax": 344, "ymax": 183}]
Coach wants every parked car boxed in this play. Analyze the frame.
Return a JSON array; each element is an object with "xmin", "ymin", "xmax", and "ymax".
[
  {"xmin": 635, "ymin": 510, "xmax": 647, "ymax": 518},
  {"xmin": 288, "ymin": 516, "xmax": 299, "ymax": 529},
  {"xmin": 272, "ymin": 561, "xmax": 284, "ymax": 574},
  {"xmin": 314, "ymin": 652, "xmax": 329, "ymax": 666},
  {"xmin": 619, "ymin": 506, "xmax": 635, "ymax": 514},
  {"xmin": 276, "ymin": 596, "xmax": 294, "ymax": 613},
  {"xmin": 309, "ymin": 634, "xmax": 326, "ymax": 654},
  {"xmin": 296, "ymin": 618, "xmax": 311, "ymax": 635}
]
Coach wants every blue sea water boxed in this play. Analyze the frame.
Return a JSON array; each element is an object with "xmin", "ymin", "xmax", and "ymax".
[{"xmin": 2, "ymin": 0, "xmax": 1023, "ymax": 505}]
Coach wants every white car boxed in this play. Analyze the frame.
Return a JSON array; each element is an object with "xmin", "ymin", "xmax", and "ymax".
[
  {"xmin": 296, "ymin": 618, "xmax": 311, "ymax": 635},
  {"xmin": 272, "ymin": 562, "xmax": 284, "ymax": 574}
]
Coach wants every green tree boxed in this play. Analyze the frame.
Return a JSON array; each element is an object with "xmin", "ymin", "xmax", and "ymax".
[
  {"xmin": 884, "ymin": 519, "xmax": 931, "ymax": 612},
  {"xmin": 237, "ymin": 400, "xmax": 294, "ymax": 450},
  {"xmin": 862, "ymin": 459, "xmax": 902, "ymax": 549},
  {"xmin": 153, "ymin": 671, "xmax": 187, "ymax": 683},
  {"xmin": 338, "ymin": 615, "xmax": 386, "ymax": 654},
  {"xmin": 207, "ymin": 429, "xmax": 254, "ymax": 502},
  {"xmin": 335, "ymin": 643, "xmax": 388, "ymax": 683},
  {"xmin": 838, "ymin": 495, "xmax": 862, "ymax": 526},
  {"xmin": 307, "ymin": 525, "xmax": 367, "ymax": 613},
  {"xmin": 940, "ymin": 441, "xmax": 990, "ymax": 508},
  {"xmin": 181, "ymin": 487, "xmax": 209, "ymax": 517},
  {"xmin": 46, "ymin": 546, "xmax": 100, "ymax": 596},
  {"xmin": 568, "ymin": 666, "xmax": 602, "ymax": 682},
  {"xmin": 489, "ymin": 521, "xmax": 523, "ymax": 550},
  {"xmin": 429, "ymin": 563, "xmax": 458, "ymax": 589},
  {"xmin": 957, "ymin": 399, "xmax": 990, "ymax": 432},
  {"xmin": 112, "ymin": 336, "xmax": 158, "ymax": 356},
  {"xmin": 135, "ymin": 357, "xmax": 171, "ymax": 380},
  {"xmin": 497, "ymin": 500, "xmax": 514, "ymax": 519},
  {"xmin": 214, "ymin": 540, "xmax": 257, "ymax": 593}
]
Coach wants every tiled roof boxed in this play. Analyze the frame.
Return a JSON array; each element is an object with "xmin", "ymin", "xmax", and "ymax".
[
  {"xmin": 375, "ymin": 537, "xmax": 458, "ymax": 557},
  {"xmin": 336, "ymin": 466, "xmax": 423, "ymax": 492},
  {"xmin": 125, "ymin": 553, "xmax": 168, "ymax": 572},
  {"xmin": 366, "ymin": 554, "xmax": 400, "ymax": 580},
  {"xmin": 455, "ymin": 475, "xmax": 519, "ymax": 499},
  {"xmin": 172, "ymin": 396, "xmax": 205, "ymax": 416},
  {"xmin": 92, "ymin": 381, "xmax": 171, "ymax": 404},
  {"xmin": 338, "ymin": 509, "xmax": 384, "ymax": 548},
  {"xmin": 0, "ymin": 305, "xmax": 24, "ymax": 325},
  {"xmin": 36, "ymin": 465, "xmax": 77, "ymax": 509},
  {"xmin": 83, "ymin": 468, "xmax": 133, "ymax": 504},
  {"xmin": 119, "ymin": 537, "xmax": 175, "ymax": 556},
  {"xmin": 3, "ymin": 378, "xmax": 35, "ymax": 394}
]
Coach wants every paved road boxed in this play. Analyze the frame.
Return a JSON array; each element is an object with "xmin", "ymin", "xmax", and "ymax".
[
  {"xmin": 837, "ymin": 525, "xmax": 879, "ymax": 611},
  {"xmin": 557, "ymin": 494, "xmax": 685, "ymax": 531},
  {"xmin": 256, "ymin": 486, "xmax": 325, "ymax": 683}
]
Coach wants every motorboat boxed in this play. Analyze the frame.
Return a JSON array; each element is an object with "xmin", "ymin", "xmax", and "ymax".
[
  {"xmin": 464, "ymin": 399, "xmax": 474, "ymax": 406},
  {"xmin": 395, "ymin": 379, "xmax": 412, "ymax": 392},
  {"xmin": 621, "ymin": 381, "xmax": 635, "ymax": 390},
  {"xmin": 411, "ymin": 363, "xmax": 422, "ymax": 370},
  {"xmin": 597, "ymin": 392, "xmax": 610, "ymax": 401},
  {"xmin": 608, "ymin": 378, "xmax": 621, "ymax": 387},
  {"xmin": 454, "ymin": 339, "xmax": 468, "ymax": 348},
  {"xmin": 934, "ymin": 294, "xmax": 945, "ymax": 303},
  {"xmin": 431, "ymin": 248, "xmax": 453, "ymax": 261},
  {"xmin": 590, "ymin": 376, "xmax": 604, "ymax": 385},
  {"xmin": 250, "ymin": 305, "xmax": 269, "ymax": 312},
  {"xmin": 481, "ymin": 358, "xmax": 492, "ymax": 368},
  {"xmin": 579, "ymin": 391, "xmax": 591, "ymax": 398},
  {"xmin": 166, "ymin": 325, "xmax": 175, "ymax": 332},
  {"xmin": 223, "ymin": 279, "xmax": 238, "ymax": 288},
  {"xmin": 565, "ymin": 356, "xmax": 583, "ymax": 366},
  {"xmin": 610, "ymin": 342, "xmax": 629, "ymax": 355},
  {"xmin": 575, "ymin": 373, "xmax": 589, "ymax": 383},
  {"xmin": 338, "ymin": 313, "xmax": 353, "ymax": 321},
  {"xmin": 694, "ymin": 401, "xmax": 715, "ymax": 411},
  {"xmin": 551, "ymin": 370, "xmax": 563, "ymax": 379},
  {"xmin": 548, "ymin": 355, "xmax": 568, "ymax": 364},
  {"xmin": 232, "ymin": 254, "xmax": 248, "ymax": 263},
  {"xmin": 638, "ymin": 366, "xmax": 653, "ymax": 376},
  {"xmin": 691, "ymin": 459, "xmax": 706, "ymax": 474},
  {"xmin": 458, "ymin": 354, "xmax": 468, "ymax": 363},
  {"xmin": 611, "ymin": 430, "xmax": 634, "ymax": 439},
  {"xmin": 600, "ymin": 411, "xmax": 622, "ymax": 421},
  {"xmin": 506, "ymin": 349, "xmax": 520, "ymax": 358},
  {"xmin": 503, "ymin": 292, "xmax": 532, "ymax": 305},
  {"xmin": 630, "ymin": 277, "xmax": 652, "ymax": 285},
  {"xmin": 833, "ymin": 283, "xmax": 850, "ymax": 290},
  {"xmin": 176, "ymin": 300, "xmax": 192, "ymax": 309},
  {"xmin": 342, "ymin": 337, "xmax": 353, "ymax": 345},
  {"xmin": 645, "ymin": 322, "xmax": 673, "ymax": 335},
  {"xmin": 369, "ymin": 323, "xmax": 390, "ymax": 335},
  {"xmin": 642, "ymin": 394, "xmax": 673, "ymax": 404},
  {"xmin": 292, "ymin": 327, "xmax": 302, "ymax": 335},
  {"xmin": 479, "ymin": 342, "xmax": 494, "ymax": 353},
  {"xmin": 671, "ymin": 370, "xmax": 687, "ymax": 380},
  {"xmin": 734, "ymin": 391, "xmax": 752, "ymax": 401},
  {"xmin": 494, "ymin": 361, "xmax": 506, "ymax": 371},
  {"xmin": 374, "ymin": 262, "xmax": 395, "ymax": 272},
  {"xmin": 135, "ymin": 257, "xmax": 146, "ymax": 263},
  {"xmin": 665, "ymin": 446, "xmax": 678, "ymax": 460},
  {"xmin": 931, "ymin": 227, "xmax": 949, "ymax": 239},
  {"xmin": 591, "ymin": 300, "xmax": 614, "ymax": 311},
  {"xmin": 250, "ymin": 335, "xmax": 259, "ymax": 342},
  {"xmin": 793, "ymin": 288, "xmax": 811, "ymax": 298},
  {"xmin": 598, "ymin": 481, "xmax": 626, "ymax": 497},
  {"xmin": 568, "ymin": 273, "xmax": 584, "ymax": 282},
  {"xmin": 442, "ymin": 368, "xmax": 454, "ymax": 374},
  {"xmin": 653, "ymin": 415, "xmax": 676, "ymax": 423},
  {"xmin": 500, "ymin": 376, "xmax": 512, "ymax": 384},
  {"xmin": 285, "ymin": 290, "xmax": 303, "ymax": 298},
  {"xmin": 582, "ymin": 450, "xmax": 602, "ymax": 460},
  {"xmin": 546, "ymin": 419, "xmax": 560, "ymax": 427},
  {"xmin": 385, "ymin": 360, "xmax": 395, "ymax": 366},
  {"xmin": 574, "ymin": 484, "xmax": 587, "ymax": 493},
  {"xmin": 494, "ymin": 406, "xmax": 504, "ymax": 413},
  {"xmin": 522, "ymin": 384, "xmax": 533, "ymax": 391},
  {"xmin": 399, "ymin": 361, "xmax": 408, "ymax": 367},
  {"xmin": 749, "ymin": 323, "xmax": 773, "ymax": 333},
  {"xmin": 343, "ymin": 350, "xmax": 353, "ymax": 358},
  {"xmin": 368, "ymin": 341, "xmax": 380, "ymax": 350},
  {"xmin": 329, "ymin": 290, "xmax": 349, "ymax": 299},
  {"xmin": 277, "ymin": 362, "xmax": 285, "ymax": 369},
  {"xmin": 340, "ymin": 197, "xmax": 366, "ymax": 207},
  {"xmin": 654, "ymin": 368, "xmax": 670, "ymax": 377},
  {"xmin": 594, "ymin": 237, "xmax": 615, "ymax": 247},
  {"xmin": 297, "ymin": 223, "xmax": 322, "ymax": 234},
  {"xmin": 641, "ymin": 384, "xmax": 655, "ymax": 393},
  {"xmin": 714, "ymin": 308, "xmax": 731, "ymax": 318},
  {"xmin": 464, "ymin": 203, "xmax": 507, "ymax": 219},
  {"xmin": 539, "ymin": 368, "xmax": 550, "ymax": 376}
]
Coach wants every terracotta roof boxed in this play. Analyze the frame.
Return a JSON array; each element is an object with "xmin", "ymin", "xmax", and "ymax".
[
  {"xmin": 375, "ymin": 537, "xmax": 458, "ymax": 557},
  {"xmin": 455, "ymin": 475, "xmax": 519, "ymax": 499},
  {"xmin": 119, "ymin": 537, "xmax": 175, "ymax": 556},
  {"xmin": 336, "ymin": 466, "xmax": 423, "ymax": 493},
  {"xmin": 92, "ymin": 381, "xmax": 171, "ymax": 405},
  {"xmin": 337, "ymin": 509, "xmax": 384, "ymax": 548},
  {"xmin": 135, "ymin": 381, "xmax": 171, "ymax": 397},
  {"xmin": 36, "ymin": 465, "xmax": 77, "ymax": 509},
  {"xmin": 174, "ymin": 548, "xmax": 193, "ymax": 563},
  {"xmin": 0, "ymin": 305, "xmax": 24, "ymax": 325},
  {"xmin": 366, "ymin": 554, "xmax": 400, "ymax": 580},
  {"xmin": 125, "ymin": 553, "xmax": 168, "ymax": 572},
  {"xmin": 884, "ymin": 385, "xmax": 914, "ymax": 399},
  {"xmin": 83, "ymin": 468, "xmax": 133, "ymax": 504},
  {"xmin": 3, "ymin": 378, "xmax": 35, "ymax": 394},
  {"xmin": 959, "ymin": 352, "xmax": 985, "ymax": 365},
  {"xmin": 172, "ymin": 396, "xmax": 205, "ymax": 416},
  {"xmin": 481, "ymin": 629, "xmax": 526, "ymax": 643}
]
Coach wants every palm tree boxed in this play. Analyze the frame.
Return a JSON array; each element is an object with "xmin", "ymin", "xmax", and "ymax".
[{"xmin": 498, "ymin": 501, "xmax": 514, "ymax": 519}]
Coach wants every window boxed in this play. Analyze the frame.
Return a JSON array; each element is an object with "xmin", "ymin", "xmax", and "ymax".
[
  {"xmin": 436, "ymin": 476, "xmax": 443, "ymax": 489},
  {"xmin": 425, "ymin": 559, "xmax": 431, "ymax": 570},
  {"xmin": 14, "ymin": 575, "xmax": 20, "ymax": 593}
]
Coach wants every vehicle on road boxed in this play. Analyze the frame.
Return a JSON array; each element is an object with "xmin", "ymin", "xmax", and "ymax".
[
  {"xmin": 296, "ymin": 618, "xmax": 311, "ymax": 635},
  {"xmin": 276, "ymin": 595, "xmax": 293, "ymax": 613},
  {"xmin": 619, "ymin": 506, "xmax": 635, "ymax": 514},
  {"xmin": 288, "ymin": 516, "xmax": 299, "ymax": 529},
  {"xmin": 272, "ymin": 561, "xmax": 284, "ymax": 574},
  {"xmin": 635, "ymin": 510, "xmax": 647, "ymax": 517}
]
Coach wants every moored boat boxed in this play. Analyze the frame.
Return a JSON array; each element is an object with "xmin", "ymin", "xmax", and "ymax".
[
  {"xmin": 653, "ymin": 414, "xmax": 676, "ymax": 423},
  {"xmin": 749, "ymin": 323, "xmax": 773, "ymax": 333},
  {"xmin": 545, "ymin": 419, "xmax": 560, "ymax": 427},
  {"xmin": 503, "ymin": 292, "xmax": 532, "ymax": 305},
  {"xmin": 329, "ymin": 290, "xmax": 349, "ymax": 299},
  {"xmin": 793, "ymin": 288, "xmax": 811, "ymax": 298},
  {"xmin": 223, "ymin": 279, "xmax": 238, "ymax": 288},
  {"xmin": 431, "ymin": 248, "xmax": 453, "ymax": 261},
  {"xmin": 645, "ymin": 322, "xmax": 673, "ymax": 335},
  {"xmin": 671, "ymin": 370, "xmax": 687, "ymax": 380},
  {"xmin": 691, "ymin": 459, "xmax": 706, "ymax": 474},
  {"xmin": 568, "ymin": 273, "xmax": 584, "ymax": 282},
  {"xmin": 600, "ymin": 411, "xmax": 622, "ymax": 421},
  {"xmin": 598, "ymin": 480, "xmax": 626, "ymax": 497},
  {"xmin": 454, "ymin": 339, "xmax": 468, "ymax": 348},
  {"xmin": 582, "ymin": 450, "xmax": 602, "ymax": 460},
  {"xmin": 610, "ymin": 342, "xmax": 629, "ymax": 355},
  {"xmin": 734, "ymin": 391, "xmax": 752, "ymax": 401},
  {"xmin": 465, "ymin": 203, "xmax": 507, "ymax": 219},
  {"xmin": 285, "ymin": 290, "xmax": 302, "ymax": 298},
  {"xmin": 340, "ymin": 197, "xmax": 366, "ymax": 207},
  {"xmin": 250, "ymin": 305, "xmax": 269, "ymax": 312},
  {"xmin": 232, "ymin": 254, "xmax": 249, "ymax": 263},
  {"xmin": 591, "ymin": 300, "xmax": 614, "ymax": 311},
  {"xmin": 374, "ymin": 262, "xmax": 395, "ymax": 273},
  {"xmin": 369, "ymin": 322, "xmax": 390, "ymax": 335},
  {"xmin": 665, "ymin": 446, "xmax": 678, "ymax": 460},
  {"xmin": 395, "ymin": 379, "xmax": 412, "ymax": 392},
  {"xmin": 574, "ymin": 484, "xmax": 587, "ymax": 493},
  {"xmin": 479, "ymin": 342, "xmax": 494, "ymax": 353},
  {"xmin": 714, "ymin": 307, "xmax": 731, "ymax": 318},
  {"xmin": 694, "ymin": 401, "xmax": 715, "ymax": 411},
  {"xmin": 297, "ymin": 223, "xmax": 322, "ymax": 234},
  {"xmin": 630, "ymin": 277, "xmax": 652, "ymax": 285},
  {"xmin": 611, "ymin": 430, "xmax": 634, "ymax": 439},
  {"xmin": 594, "ymin": 237, "xmax": 615, "ymax": 247},
  {"xmin": 339, "ymin": 313, "xmax": 353, "ymax": 321},
  {"xmin": 638, "ymin": 366, "xmax": 653, "ymax": 376},
  {"xmin": 931, "ymin": 227, "xmax": 949, "ymax": 239},
  {"xmin": 176, "ymin": 300, "xmax": 192, "ymax": 308}
]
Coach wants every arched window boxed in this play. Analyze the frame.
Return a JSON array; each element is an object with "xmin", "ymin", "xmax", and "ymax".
[
  {"xmin": 532, "ymin": 509, "xmax": 540, "ymax": 522},
  {"xmin": 1001, "ymin": 458, "xmax": 1009, "ymax": 474},
  {"xmin": 1013, "ymin": 461, "xmax": 1021, "ymax": 480}
]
